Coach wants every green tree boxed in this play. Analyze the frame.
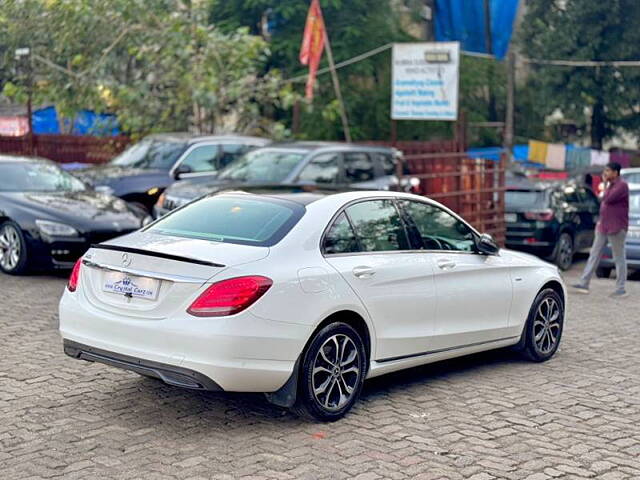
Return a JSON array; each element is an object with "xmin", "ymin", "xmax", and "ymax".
[
  {"xmin": 211, "ymin": 0, "xmax": 509, "ymax": 145},
  {"xmin": 518, "ymin": 0, "xmax": 640, "ymax": 148},
  {"xmin": 0, "ymin": 0, "xmax": 292, "ymax": 137}
]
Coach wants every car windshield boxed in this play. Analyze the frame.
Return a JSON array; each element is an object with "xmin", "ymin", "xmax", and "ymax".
[
  {"xmin": 147, "ymin": 194, "xmax": 305, "ymax": 247},
  {"xmin": 217, "ymin": 149, "xmax": 305, "ymax": 182},
  {"xmin": 0, "ymin": 162, "xmax": 86, "ymax": 192},
  {"xmin": 506, "ymin": 190, "xmax": 547, "ymax": 209},
  {"xmin": 110, "ymin": 139, "xmax": 187, "ymax": 170}
]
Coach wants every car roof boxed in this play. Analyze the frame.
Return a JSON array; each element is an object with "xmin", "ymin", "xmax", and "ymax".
[
  {"xmin": 264, "ymin": 141, "xmax": 395, "ymax": 154},
  {"xmin": 0, "ymin": 154, "xmax": 51, "ymax": 164},
  {"xmin": 214, "ymin": 184, "xmax": 364, "ymax": 206},
  {"xmin": 144, "ymin": 132, "xmax": 270, "ymax": 145}
]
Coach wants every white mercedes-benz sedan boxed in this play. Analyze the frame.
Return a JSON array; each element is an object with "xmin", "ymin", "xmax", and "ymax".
[{"xmin": 60, "ymin": 190, "xmax": 566, "ymax": 421}]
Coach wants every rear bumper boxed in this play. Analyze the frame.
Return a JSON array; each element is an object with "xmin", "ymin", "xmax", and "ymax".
[
  {"xmin": 59, "ymin": 288, "xmax": 307, "ymax": 393},
  {"xmin": 64, "ymin": 339, "xmax": 223, "ymax": 391}
]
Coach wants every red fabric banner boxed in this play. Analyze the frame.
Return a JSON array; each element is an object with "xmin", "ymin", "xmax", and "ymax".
[{"xmin": 299, "ymin": 0, "xmax": 326, "ymax": 100}]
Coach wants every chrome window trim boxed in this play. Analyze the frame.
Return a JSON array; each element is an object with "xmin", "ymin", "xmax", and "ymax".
[{"xmin": 320, "ymin": 195, "xmax": 484, "ymax": 257}]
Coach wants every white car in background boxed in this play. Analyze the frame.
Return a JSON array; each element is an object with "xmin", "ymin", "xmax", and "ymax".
[
  {"xmin": 59, "ymin": 190, "xmax": 566, "ymax": 421},
  {"xmin": 621, "ymin": 167, "xmax": 640, "ymax": 188}
]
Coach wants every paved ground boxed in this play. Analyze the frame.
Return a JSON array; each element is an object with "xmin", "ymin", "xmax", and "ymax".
[{"xmin": 1, "ymin": 261, "xmax": 639, "ymax": 480}]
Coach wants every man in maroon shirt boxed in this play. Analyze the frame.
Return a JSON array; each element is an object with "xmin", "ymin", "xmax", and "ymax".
[{"xmin": 573, "ymin": 162, "xmax": 629, "ymax": 297}]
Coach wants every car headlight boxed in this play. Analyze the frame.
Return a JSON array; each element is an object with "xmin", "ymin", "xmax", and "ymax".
[
  {"xmin": 94, "ymin": 185, "xmax": 114, "ymax": 196},
  {"xmin": 35, "ymin": 220, "xmax": 79, "ymax": 237},
  {"xmin": 142, "ymin": 215, "xmax": 153, "ymax": 226}
]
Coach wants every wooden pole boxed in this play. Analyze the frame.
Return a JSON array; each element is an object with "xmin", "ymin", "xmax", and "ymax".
[
  {"xmin": 504, "ymin": 51, "xmax": 516, "ymax": 158},
  {"xmin": 323, "ymin": 30, "xmax": 352, "ymax": 142}
]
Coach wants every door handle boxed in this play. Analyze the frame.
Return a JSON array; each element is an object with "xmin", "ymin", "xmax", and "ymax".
[
  {"xmin": 437, "ymin": 259, "xmax": 456, "ymax": 270},
  {"xmin": 352, "ymin": 266, "xmax": 375, "ymax": 278}
]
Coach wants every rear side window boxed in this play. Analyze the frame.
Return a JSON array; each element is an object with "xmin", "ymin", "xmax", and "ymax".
[
  {"xmin": 344, "ymin": 152, "xmax": 375, "ymax": 183},
  {"xmin": 376, "ymin": 153, "xmax": 396, "ymax": 176},
  {"xmin": 323, "ymin": 213, "xmax": 360, "ymax": 254},
  {"xmin": 147, "ymin": 195, "xmax": 304, "ymax": 247},
  {"xmin": 345, "ymin": 200, "xmax": 409, "ymax": 251},
  {"xmin": 298, "ymin": 153, "xmax": 340, "ymax": 185},
  {"xmin": 219, "ymin": 144, "xmax": 251, "ymax": 168}
]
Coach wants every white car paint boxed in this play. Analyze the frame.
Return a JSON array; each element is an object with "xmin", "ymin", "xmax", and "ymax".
[{"xmin": 59, "ymin": 191, "xmax": 566, "ymax": 395}]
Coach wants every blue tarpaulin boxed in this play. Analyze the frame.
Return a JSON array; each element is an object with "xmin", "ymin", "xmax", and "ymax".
[
  {"xmin": 32, "ymin": 106, "xmax": 120, "ymax": 136},
  {"xmin": 434, "ymin": 0, "xmax": 520, "ymax": 60}
]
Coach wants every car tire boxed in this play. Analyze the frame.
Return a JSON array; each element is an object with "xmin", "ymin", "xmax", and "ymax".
[
  {"xmin": 519, "ymin": 288, "xmax": 564, "ymax": 362},
  {"xmin": 0, "ymin": 221, "xmax": 29, "ymax": 275},
  {"xmin": 596, "ymin": 267, "xmax": 612, "ymax": 278},
  {"xmin": 293, "ymin": 322, "xmax": 367, "ymax": 422},
  {"xmin": 552, "ymin": 232, "xmax": 574, "ymax": 271}
]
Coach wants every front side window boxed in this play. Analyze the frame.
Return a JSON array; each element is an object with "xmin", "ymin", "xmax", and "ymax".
[
  {"xmin": 323, "ymin": 212, "xmax": 360, "ymax": 254},
  {"xmin": 298, "ymin": 153, "xmax": 340, "ymax": 185},
  {"xmin": 345, "ymin": 200, "xmax": 409, "ymax": 252},
  {"xmin": 400, "ymin": 200, "xmax": 476, "ymax": 252},
  {"xmin": 180, "ymin": 145, "xmax": 219, "ymax": 172},
  {"xmin": 344, "ymin": 152, "xmax": 375, "ymax": 183},
  {"xmin": 147, "ymin": 194, "xmax": 304, "ymax": 247},
  {"xmin": 0, "ymin": 162, "xmax": 86, "ymax": 192},
  {"xmin": 217, "ymin": 149, "xmax": 304, "ymax": 183}
]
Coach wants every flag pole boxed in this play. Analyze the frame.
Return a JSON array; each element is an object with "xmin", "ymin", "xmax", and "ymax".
[{"xmin": 322, "ymin": 30, "xmax": 352, "ymax": 142}]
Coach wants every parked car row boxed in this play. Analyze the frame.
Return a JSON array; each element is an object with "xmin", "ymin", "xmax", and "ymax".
[{"xmin": 154, "ymin": 142, "xmax": 404, "ymax": 217}]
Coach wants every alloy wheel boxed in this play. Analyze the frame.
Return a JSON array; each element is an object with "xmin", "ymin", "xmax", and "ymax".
[
  {"xmin": 311, "ymin": 334, "xmax": 361, "ymax": 411},
  {"xmin": 533, "ymin": 297, "xmax": 561, "ymax": 354},
  {"xmin": 0, "ymin": 224, "xmax": 22, "ymax": 271},
  {"xmin": 557, "ymin": 234, "xmax": 573, "ymax": 270}
]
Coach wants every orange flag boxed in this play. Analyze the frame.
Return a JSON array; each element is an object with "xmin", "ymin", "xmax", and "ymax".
[{"xmin": 299, "ymin": 0, "xmax": 326, "ymax": 100}]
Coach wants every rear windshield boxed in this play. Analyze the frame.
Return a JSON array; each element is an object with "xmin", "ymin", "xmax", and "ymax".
[
  {"xmin": 110, "ymin": 139, "xmax": 187, "ymax": 170},
  {"xmin": 146, "ymin": 194, "xmax": 304, "ymax": 246},
  {"xmin": 506, "ymin": 190, "xmax": 547, "ymax": 209}
]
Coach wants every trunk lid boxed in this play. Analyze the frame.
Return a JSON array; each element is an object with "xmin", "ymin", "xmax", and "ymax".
[{"xmin": 79, "ymin": 230, "xmax": 269, "ymax": 318}]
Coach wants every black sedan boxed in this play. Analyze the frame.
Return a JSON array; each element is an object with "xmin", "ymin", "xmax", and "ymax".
[
  {"xmin": 505, "ymin": 181, "xmax": 599, "ymax": 270},
  {"xmin": 0, "ymin": 155, "xmax": 149, "ymax": 274},
  {"xmin": 74, "ymin": 133, "xmax": 269, "ymax": 212}
]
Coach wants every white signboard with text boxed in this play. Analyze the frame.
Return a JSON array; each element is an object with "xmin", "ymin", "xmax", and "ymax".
[{"xmin": 391, "ymin": 42, "xmax": 460, "ymax": 121}]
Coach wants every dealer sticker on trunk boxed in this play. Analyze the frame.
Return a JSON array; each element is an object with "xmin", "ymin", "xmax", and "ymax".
[{"xmin": 103, "ymin": 271, "xmax": 159, "ymax": 300}]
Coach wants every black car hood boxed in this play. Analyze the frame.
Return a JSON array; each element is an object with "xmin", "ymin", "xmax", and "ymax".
[
  {"xmin": 74, "ymin": 165, "xmax": 158, "ymax": 184},
  {"xmin": 0, "ymin": 191, "xmax": 144, "ymax": 232},
  {"xmin": 73, "ymin": 165, "xmax": 172, "ymax": 197}
]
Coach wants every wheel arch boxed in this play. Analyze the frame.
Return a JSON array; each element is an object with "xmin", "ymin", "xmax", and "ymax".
[
  {"xmin": 540, "ymin": 279, "xmax": 565, "ymax": 307},
  {"xmin": 264, "ymin": 309, "xmax": 373, "ymax": 409}
]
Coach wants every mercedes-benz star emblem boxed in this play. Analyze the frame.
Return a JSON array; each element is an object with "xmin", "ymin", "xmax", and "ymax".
[{"xmin": 121, "ymin": 252, "xmax": 132, "ymax": 267}]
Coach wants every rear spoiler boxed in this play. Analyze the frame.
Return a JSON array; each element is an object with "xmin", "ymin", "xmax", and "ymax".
[{"xmin": 90, "ymin": 244, "xmax": 225, "ymax": 268}]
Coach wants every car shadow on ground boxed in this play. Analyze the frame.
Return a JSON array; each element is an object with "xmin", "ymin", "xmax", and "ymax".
[{"xmin": 94, "ymin": 347, "xmax": 529, "ymax": 430}]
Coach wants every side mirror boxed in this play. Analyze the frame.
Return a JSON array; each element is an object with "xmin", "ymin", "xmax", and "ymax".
[
  {"xmin": 477, "ymin": 233, "xmax": 500, "ymax": 255},
  {"xmin": 174, "ymin": 164, "xmax": 192, "ymax": 179}
]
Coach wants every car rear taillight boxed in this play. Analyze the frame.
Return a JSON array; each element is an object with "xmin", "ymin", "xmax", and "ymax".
[
  {"xmin": 67, "ymin": 258, "xmax": 82, "ymax": 292},
  {"xmin": 524, "ymin": 209, "xmax": 555, "ymax": 221},
  {"xmin": 187, "ymin": 276, "xmax": 273, "ymax": 317}
]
